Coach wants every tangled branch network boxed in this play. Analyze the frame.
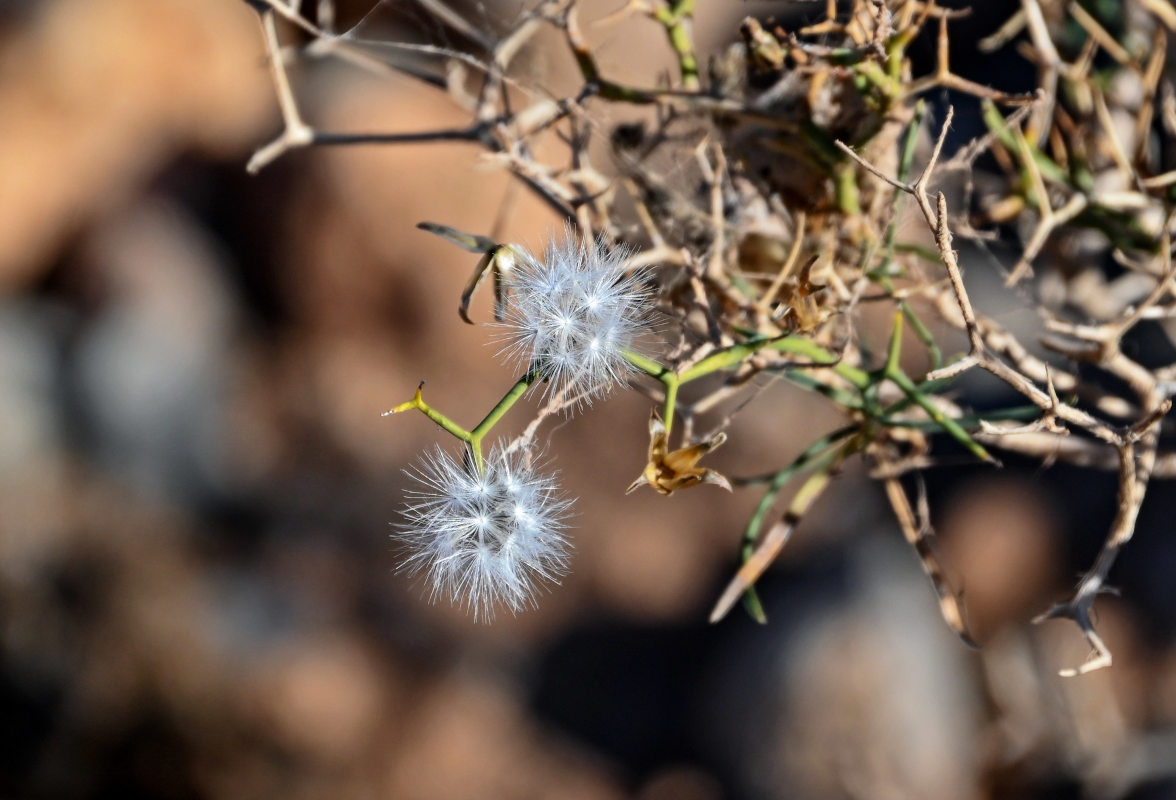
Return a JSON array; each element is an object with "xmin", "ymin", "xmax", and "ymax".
[{"xmin": 249, "ymin": 0, "xmax": 1176, "ymax": 677}]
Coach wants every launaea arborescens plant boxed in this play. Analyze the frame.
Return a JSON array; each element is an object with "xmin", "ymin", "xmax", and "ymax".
[{"xmin": 250, "ymin": 0, "xmax": 1176, "ymax": 679}]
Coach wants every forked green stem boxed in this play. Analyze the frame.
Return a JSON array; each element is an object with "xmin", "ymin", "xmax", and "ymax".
[
  {"xmin": 387, "ymin": 369, "xmax": 538, "ymax": 473},
  {"xmin": 384, "ymin": 383, "xmax": 472, "ymax": 442},
  {"xmin": 624, "ymin": 336, "xmax": 871, "ymax": 438}
]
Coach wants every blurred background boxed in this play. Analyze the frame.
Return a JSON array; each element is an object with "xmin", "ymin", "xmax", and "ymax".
[{"xmin": 2, "ymin": 1, "xmax": 1176, "ymax": 798}]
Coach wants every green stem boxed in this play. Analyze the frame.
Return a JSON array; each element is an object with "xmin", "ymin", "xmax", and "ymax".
[
  {"xmin": 981, "ymin": 100, "xmax": 1070, "ymax": 184},
  {"xmin": 653, "ymin": 0, "xmax": 698, "ymax": 90},
  {"xmin": 778, "ymin": 369, "xmax": 867, "ymax": 410},
  {"xmin": 623, "ymin": 349, "xmax": 674, "ymax": 381},
  {"xmin": 854, "ymin": 59, "xmax": 902, "ymax": 101},
  {"xmin": 885, "ymin": 310, "xmax": 904, "ymax": 375},
  {"xmin": 903, "ymin": 306, "xmax": 942, "ymax": 371},
  {"xmin": 835, "ymin": 164, "xmax": 861, "ymax": 215},
  {"xmin": 868, "ymin": 104, "xmax": 943, "ymax": 368},
  {"xmin": 467, "ymin": 369, "xmax": 538, "ymax": 468},
  {"xmin": 731, "ymin": 439, "xmax": 855, "ymax": 622},
  {"xmin": 880, "ymin": 314, "xmax": 993, "ymax": 463},
  {"xmin": 881, "ymin": 404, "xmax": 1041, "ymax": 431},
  {"xmin": 624, "ymin": 349, "xmax": 682, "ymax": 435},
  {"xmin": 627, "ymin": 334, "xmax": 877, "ymax": 439},
  {"xmin": 893, "ymin": 242, "xmax": 942, "ymax": 263},
  {"xmin": 627, "ymin": 338, "xmax": 873, "ymax": 437},
  {"xmin": 885, "ymin": 26, "xmax": 917, "ymax": 82},
  {"xmin": 681, "ymin": 336, "xmax": 871, "ymax": 389},
  {"xmin": 888, "ymin": 369, "xmax": 992, "ymax": 463},
  {"xmin": 663, "ymin": 379, "xmax": 680, "ymax": 436}
]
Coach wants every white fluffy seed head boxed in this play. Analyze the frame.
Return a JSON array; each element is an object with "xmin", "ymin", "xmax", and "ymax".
[
  {"xmin": 395, "ymin": 444, "xmax": 572, "ymax": 621},
  {"xmin": 496, "ymin": 228, "xmax": 652, "ymax": 404}
]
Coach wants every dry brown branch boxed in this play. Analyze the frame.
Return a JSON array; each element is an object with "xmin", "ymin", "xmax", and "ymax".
[
  {"xmin": 882, "ymin": 473, "xmax": 974, "ymax": 645},
  {"xmin": 840, "ymin": 103, "xmax": 1174, "ymax": 675},
  {"xmin": 1002, "ymin": 114, "xmax": 1090, "ymax": 286},
  {"xmin": 243, "ymin": 0, "xmax": 586, "ymax": 222},
  {"xmin": 1019, "ymin": 0, "xmax": 1059, "ymax": 146},
  {"xmin": 249, "ymin": 9, "xmax": 314, "ymax": 173},
  {"xmin": 906, "ymin": 13, "xmax": 1037, "ymax": 104}
]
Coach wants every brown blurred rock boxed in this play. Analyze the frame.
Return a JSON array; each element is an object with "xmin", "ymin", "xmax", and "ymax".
[
  {"xmin": 243, "ymin": 633, "xmax": 391, "ymax": 765},
  {"xmin": 383, "ymin": 675, "xmax": 623, "ymax": 800},
  {"xmin": 764, "ymin": 538, "xmax": 981, "ymax": 800},
  {"xmin": 939, "ymin": 477, "xmax": 1063, "ymax": 642},
  {"xmin": 637, "ymin": 766, "xmax": 723, "ymax": 800},
  {"xmin": 0, "ymin": 0, "xmax": 270, "ymax": 287}
]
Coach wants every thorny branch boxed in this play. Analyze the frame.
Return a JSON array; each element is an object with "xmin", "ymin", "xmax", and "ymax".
[
  {"xmin": 246, "ymin": 0, "xmax": 1176, "ymax": 676},
  {"xmin": 841, "ymin": 106, "xmax": 1174, "ymax": 675}
]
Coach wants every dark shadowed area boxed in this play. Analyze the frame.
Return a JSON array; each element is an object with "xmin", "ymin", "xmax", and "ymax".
[{"xmin": 2, "ymin": 1, "xmax": 1175, "ymax": 799}]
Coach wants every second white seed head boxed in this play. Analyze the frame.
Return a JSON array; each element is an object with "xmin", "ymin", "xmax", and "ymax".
[{"xmin": 497, "ymin": 229, "xmax": 651, "ymax": 403}]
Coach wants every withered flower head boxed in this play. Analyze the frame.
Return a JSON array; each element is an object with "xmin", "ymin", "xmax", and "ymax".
[{"xmin": 627, "ymin": 410, "xmax": 732, "ymax": 496}]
